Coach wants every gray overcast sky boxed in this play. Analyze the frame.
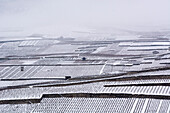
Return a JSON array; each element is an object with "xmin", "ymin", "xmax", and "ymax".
[{"xmin": 0, "ymin": 0, "xmax": 170, "ymax": 34}]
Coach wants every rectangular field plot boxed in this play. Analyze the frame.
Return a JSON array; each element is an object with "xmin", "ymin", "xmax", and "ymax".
[{"xmin": 32, "ymin": 65, "xmax": 103, "ymax": 78}]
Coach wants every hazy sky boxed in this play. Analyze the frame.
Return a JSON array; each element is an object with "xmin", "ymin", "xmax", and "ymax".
[{"xmin": 0, "ymin": 0, "xmax": 170, "ymax": 34}]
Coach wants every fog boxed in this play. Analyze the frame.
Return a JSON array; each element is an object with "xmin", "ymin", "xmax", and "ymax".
[{"xmin": 0, "ymin": 0, "xmax": 170, "ymax": 37}]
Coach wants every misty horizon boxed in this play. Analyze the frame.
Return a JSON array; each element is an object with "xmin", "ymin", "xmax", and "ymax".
[{"xmin": 0, "ymin": 0, "xmax": 170, "ymax": 37}]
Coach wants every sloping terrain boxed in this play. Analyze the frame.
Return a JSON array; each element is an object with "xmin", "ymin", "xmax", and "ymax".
[{"xmin": 0, "ymin": 31, "xmax": 170, "ymax": 112}]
